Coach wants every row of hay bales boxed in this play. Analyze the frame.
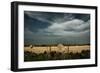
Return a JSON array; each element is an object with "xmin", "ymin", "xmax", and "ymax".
[{"xmin": 24, "ymin": 44, "xmax": 90, "ymax": 54}]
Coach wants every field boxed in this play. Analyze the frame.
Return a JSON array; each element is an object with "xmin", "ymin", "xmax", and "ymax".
[{"xmin": 24, "ymin": 44, "xmax": 90, "ymax": 62}]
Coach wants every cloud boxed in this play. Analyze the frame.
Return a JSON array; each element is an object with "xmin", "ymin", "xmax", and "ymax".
[
  {"xmin": 25, "ymin": 11, "xmax": 53, "ymax": 24},
  {"xmin": 52, "ymin": 13, "xmax": 74, "ymax": 23},
  {"xmin": 24, "ymin": 11, "xmax": 90, "ymax": 44},
  {"xmin": 24, "ymin": 28, "xmax": 34, "ymax": 39},
  {"xmin": 42, "ymin": 19, "xmax": 90, "ymax": 36}
]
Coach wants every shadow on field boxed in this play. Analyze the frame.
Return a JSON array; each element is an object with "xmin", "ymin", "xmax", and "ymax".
[{"xmin": 24, "ymin": 50, "xmax": 90, "ymax": 62}]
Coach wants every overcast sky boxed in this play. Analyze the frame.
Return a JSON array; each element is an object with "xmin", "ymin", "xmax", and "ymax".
[{"xmin": 24, "ymin": 11, "xmax": 90, "ymax": 45}]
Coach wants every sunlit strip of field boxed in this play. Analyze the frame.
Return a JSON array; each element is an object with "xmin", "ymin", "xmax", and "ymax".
[{"xmin": 24, "ymin": 45, "xmax": 90, "ymax": 54}]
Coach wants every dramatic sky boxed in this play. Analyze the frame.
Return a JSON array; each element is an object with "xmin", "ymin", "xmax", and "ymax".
[{"xmin": 24, "ymin": 11, "xmax": 90, "ymax": 45}]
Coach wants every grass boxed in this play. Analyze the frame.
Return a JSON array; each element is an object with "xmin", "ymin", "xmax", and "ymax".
[{"xmin": 24, "ymin": 50, "xmax": 90, "ymax": 62}]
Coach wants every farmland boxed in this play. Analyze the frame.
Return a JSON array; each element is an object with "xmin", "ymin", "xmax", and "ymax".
[{"xmin": 24, "ymin": 44, "xmax": 90, "ymax": 62}]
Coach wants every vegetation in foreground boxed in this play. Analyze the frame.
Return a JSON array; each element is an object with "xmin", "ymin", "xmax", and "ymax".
[{"xmin": 24, "ymin": 50, "xmax": 90, "ymax": 62}]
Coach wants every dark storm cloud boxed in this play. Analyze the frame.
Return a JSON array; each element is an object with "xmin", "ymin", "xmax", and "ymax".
[{"xmin": 24, "ymin": 11, "xmax": 90, "ymax": 45}]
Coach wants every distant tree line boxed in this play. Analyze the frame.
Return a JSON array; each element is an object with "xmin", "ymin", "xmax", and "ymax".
[{"xmin": 24, "ymin": 43, "xmax": 90, "ymax": 47}]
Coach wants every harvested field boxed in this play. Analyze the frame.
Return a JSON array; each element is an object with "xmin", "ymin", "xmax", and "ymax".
[
  {"xmin": 24, "ymin": 44, "xmax": 90, "ymax": 62},
  {"xmin": 24, "ymin": 45, "xmax": 90, "ymax": 54}
]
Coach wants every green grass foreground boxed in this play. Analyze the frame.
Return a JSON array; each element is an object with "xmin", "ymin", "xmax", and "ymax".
[{"xmin": 24, "ymin": 50, "xmax": 90, "ymax": 62}]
